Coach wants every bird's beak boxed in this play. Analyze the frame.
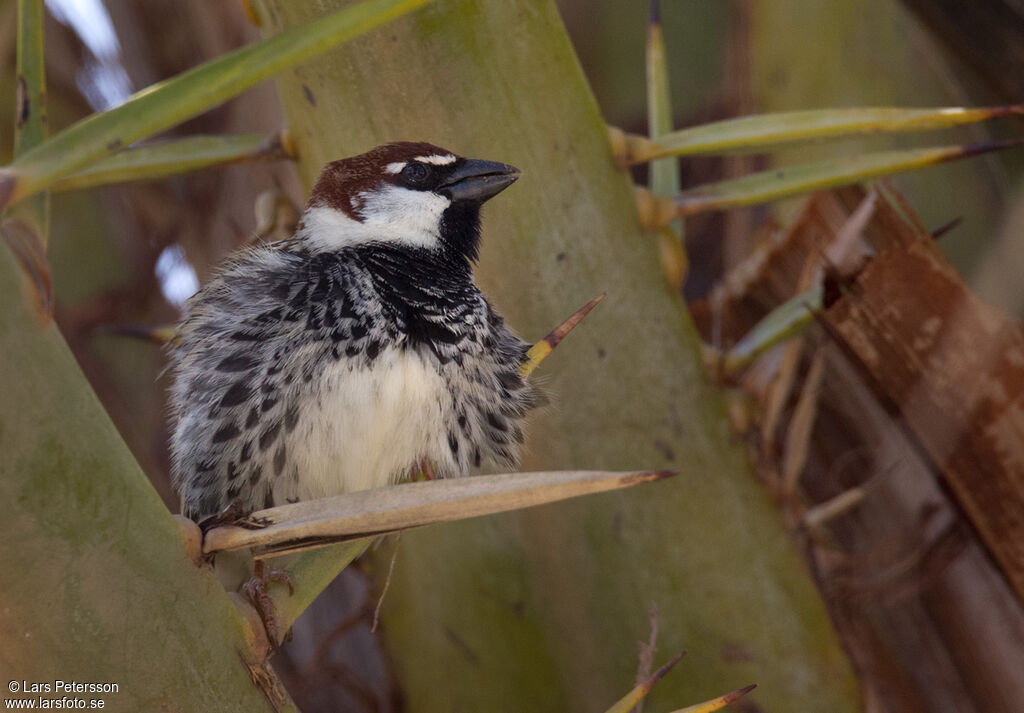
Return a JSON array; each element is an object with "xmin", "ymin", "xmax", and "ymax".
[{"xmin": 440, "ymin": 159, "xmax": 520, "ymax": 203}]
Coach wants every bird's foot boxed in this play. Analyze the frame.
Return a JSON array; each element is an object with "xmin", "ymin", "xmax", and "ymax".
[{"xmin": 242, "ymin": 560, "xmax": 294, "ymax": 649}]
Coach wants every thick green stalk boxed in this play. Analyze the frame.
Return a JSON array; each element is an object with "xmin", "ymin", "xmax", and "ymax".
[
  {"xmin": 0, "ymin": 239, "xmax": 296, "ymax": 710},
  {"xmin": 258, "ymin": 1, "xmax": 859, "ymax": 712}
]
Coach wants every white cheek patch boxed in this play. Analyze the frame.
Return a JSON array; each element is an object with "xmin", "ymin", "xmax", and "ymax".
[
  {"xmin": 414, "ymin": 154, "xmax": 456, "ymax": 165},
  {"xmin": 358, "ymin": 184, "xmax": 451, "ymax": 248},
  {"xmin": 299, "ymin": 184, "xmax": 450, "ymax": 251},
  {"xmin": 385, "ymin": 161, "xmax": 407, "ymax": 174}
]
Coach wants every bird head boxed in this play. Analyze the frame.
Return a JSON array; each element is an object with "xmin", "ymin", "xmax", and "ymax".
[{"xmin": 299, "ymin": 142, "xmax": 519, "ymax": 262}]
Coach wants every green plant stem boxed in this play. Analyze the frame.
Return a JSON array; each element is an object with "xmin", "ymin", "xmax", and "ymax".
[
  {"xmin": 258, "ymin": 1, "xmax": 860, "ymax": 711},
  {"xmin": 268, "ymin": 539, "xmax": 371, "ymax": 642},
  {"xmin": 9, "ymin": 0, "xmax": 49, "ymax": 245}
]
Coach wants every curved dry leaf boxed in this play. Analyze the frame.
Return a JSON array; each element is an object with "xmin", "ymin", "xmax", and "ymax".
[{"xmin": 204, "ymin": 469, "xmax": 677, "ymax": 557}]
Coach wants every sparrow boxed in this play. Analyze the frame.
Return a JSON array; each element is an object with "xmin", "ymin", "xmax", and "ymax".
[{"xmin": 168, "ymin": 142, "xmax": 539, "ymax": 520}]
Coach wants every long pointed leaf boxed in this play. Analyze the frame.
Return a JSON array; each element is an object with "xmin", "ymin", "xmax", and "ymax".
[
  {"xmin": 51, "ymin": 133, "xmax": 291, "ymax": 192},
  {"xmin": 3, "ymin": 0, "xmax": 52, "ymax": 319},
  {"xmin": 675, "ymin": 141, "xmax": 1022, "ymax": 217},
  {"xmin": 0, "ymin": 0, "xmax": 431, "ymax": 210},
  {"xmin": 627, "ymin": 105, "xmax": 1024, "ymax": 162},
  {"xmin": 667, "ymin": 684, "xmax": 757, "ymax": 713},
  {"xmin": 522, "ymin": 293, "xmax": 605, "ymax": 377},
  {"xmin": 7, "ymin": 0, "xmax": 49, "ymax": 246},
  {"xmin": 204, "ymin": 469, "xmax": 676, "ymax": 556},
  {"xmin": 722, "ymin": 285, "xmax": 823, "ymax": 375},
  {"xmin": 603, "ymin": 652, "xmax": 685, "ymax": 713},
  {"xmin": 646, "ymin": 1, "xmax": 680, "ymax": 198},
  {"xmin": 13, "ymin": 0, "xmax": 46, "ymax": 160},
  {"xmin": 646, "ymin": 0, "xmax": 685, "ymax": 256}
]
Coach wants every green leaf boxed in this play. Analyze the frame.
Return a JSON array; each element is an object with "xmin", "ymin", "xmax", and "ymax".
[
  {"xmin": 7, "ymin": 0, "xmax": 49, "ymax": 249},
  {"xmin": 602, "ymin": 652, "xmax": 685, "ymax": 713},
  {"xmin": 522, "ymin": 293, "xmax": 605, "ymax": 377},
  {"xmin": 645, "ymin": 1, "xmax": 686, "ymax": 290},
  {"xmin": 676, "ymin": 141, "xmax": 1023, "ymax": 216},
  {"xmin": 646, "ymin": 2, "xmax": 679, "ymax": 196},
  {"xmin": 51, "ymin": 133, "xmax": 290, "ymax": 192},
  {"xmin": 0, "ymin": 0, "xmax": 431, "ymax": 210},
  {"xmin": 626, "ymin": 105, "xmax": 1024, "ymax": 162},
  {"xmin": 13, "ymin": 0, "xmax": 46, "ymax": 157},
  {"xmin": 266, "ymin": 539, "xmax": 371, "ymax": 645},
  {"xmin": 264, "ymin": 1, "xmax": 861, "ymax": 710},
  {"xmin": 666, "ymin": 684, "xmax": 757, "ymax": 713},
  {"xmin": 722, "ymin": 285, "xmax": 823, "ymax": 375}
]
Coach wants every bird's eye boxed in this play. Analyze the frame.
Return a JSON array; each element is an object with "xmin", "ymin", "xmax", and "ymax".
[{"xmin": 401, "ymin": 162, "xmax": 430, "ymax": 184}]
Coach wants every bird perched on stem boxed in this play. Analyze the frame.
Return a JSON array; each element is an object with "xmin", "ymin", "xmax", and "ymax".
[{"xmin": 169, "ymin": 142, "xmax": 539, "ymax": 520}]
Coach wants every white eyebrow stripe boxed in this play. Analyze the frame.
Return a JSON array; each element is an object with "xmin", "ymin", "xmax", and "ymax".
[
  {"xmin": 385, "ymin": 161, "xmax": 407, "ymax": 174},
  {"xmin": 414, "ymin": 154, "xmax": 457, "ymax": 165}
]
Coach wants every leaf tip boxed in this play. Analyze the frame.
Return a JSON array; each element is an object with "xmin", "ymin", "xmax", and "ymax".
[
  {"xmin": 735, "ymin": 683, "xmax": 757, "ymax": 697},
  {"xmin": 959, "ymin": 137, "xmax": 1024, "ymax": 160},
  {"xmin": 651, "ymin": 649, "xmax": 686, "ymax": 681},
  {"xmin": 714, "ymin": 683, "xmax": 757, "ymax": 708},
  {"xmin": 989, "ymin": 103, "xmax": 1024, "ymax": 119},
  {"xmin": 620, "ymin": 470, "xmax": 679, "ymax": 487},
  {"xmin": 930, "ymin": 215, "xmax": 963, "ymax": 240},
  {"xmin": 674, "ymin": 682, "xmax": 757, "ymax": 713},
  {"xmin": 522, "ymin": 293, "xmax": 606, "ymax": 376},
  {"xmin": 544, "ymin": 292, "xmax": 605, "ymax": 347}
]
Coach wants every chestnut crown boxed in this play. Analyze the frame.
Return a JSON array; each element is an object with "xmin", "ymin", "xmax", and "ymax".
[{"xmin": 299, "ymin": 142, "xmax": 519, "ymax": 261}]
